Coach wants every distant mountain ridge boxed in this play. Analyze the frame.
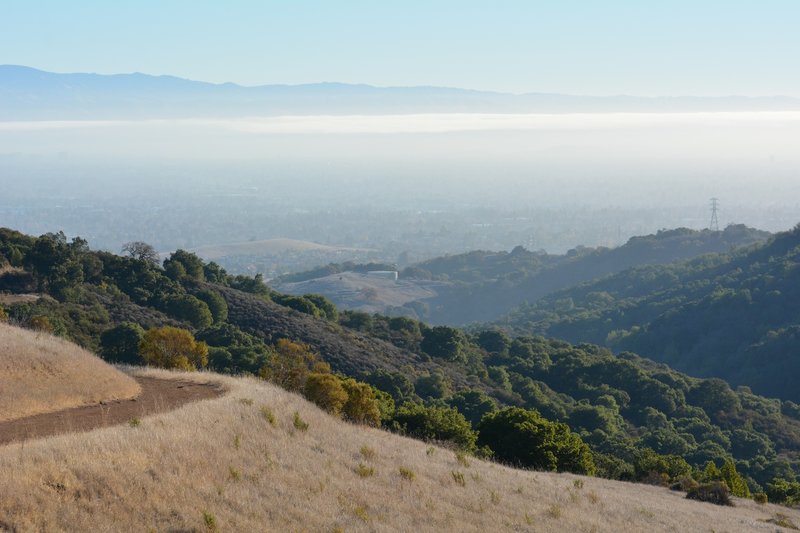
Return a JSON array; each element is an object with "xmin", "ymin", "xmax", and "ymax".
[{"xmin": 3, "ymin": 65, "xmax": 800, "ymax": 119}]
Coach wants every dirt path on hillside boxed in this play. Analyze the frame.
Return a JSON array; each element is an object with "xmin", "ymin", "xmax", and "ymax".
[{"xmin": 0, "ymin": 376, "xmax": 223, "ymax": 446}]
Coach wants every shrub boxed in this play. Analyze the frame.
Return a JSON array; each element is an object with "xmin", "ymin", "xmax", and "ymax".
[
  {"xmin": 293, "ymin": 412, "xmax": 309, "ymax": 432},
  {"xmin": 259, "ymin": 339, "xmax": 320, "ymax": 392},
  {"xmin": 392, "ymin": 403, "xmax": 477, "ymax": 451},
  {"xmin": 260, "ymin": 406, "xmax": 276, "ymax": 426},
  {"xmin": 686, "ymin": 481, "xmax": 732, "ymax": 506},
  {"xmin": 341, "ymin": 379, "xmax": 381, "ymax": 426},
  {"xmin": 447, "ymin": 390, "xmax": 498, "ymax": 428},
  {"xmin": 753, "ymin": 492, "xmax": 768, "ymax": 504},
  {"xmin": 421, "ymin": 326, "xmax": 466, "ymax": 362},
  {"xmin": 164, "ymin": 294, "xmax": 213, "ymax": 329},
  {"xmin": 360, "ymin": 445, "xmax": 376, "ymax": 461},
  {"xmin": 202, "ymin": 511, "xmax": 218, "ymax": 532},
  {"xmin": 720, "ymin": 459, "xmax": 750, "ymax": 498},
  {"xmin": 163, "ymin": 250, "xmax": 205, "ymax": 281},
  {"xmin": 415, "ymin": 372, "xmax": 452, "ymax": 400},
  {"xmin": 356, "ymin": 463, "xmax": 375, "ymax": 478},
  {"xmin": 455, "ymin": 451, "xmax": 470, "ymax": 468},
  {"xmin": 304, "ymin": 373, "xmax": 348, "ymax": 416},
  {"xmin": 139, "ymin": 326, "xmax": 208, "ymax": 370},
  {"xmin": 195, "ymin": 289, "xmax": 228, "ymax": 323},
  {"xmin": 670, "ymin": 476, "xmax": 699, "ymax": 492},
  {"xmin": 478, "ymin": 407, "xmax": 595, "ymax": 475},
  {"xmin": 100, "ymin": 322, "xmax": 145, "ymax": 364},
  {"xmin": 0, "ymin": 306, "xmax": 7, "ymax": 323},
  {"xmin": 29, "ymin": 315, "xmax": 53, "ymax": 333},
  {"xmin": 399, "ymin": 467, "xmax": 416, "ymax": 481}
]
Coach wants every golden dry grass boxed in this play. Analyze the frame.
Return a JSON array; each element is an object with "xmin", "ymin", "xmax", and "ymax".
[
  {"xmin": 1, "ymin": 366, "xmax": 798, "ymax": 532},
  {"xmin": 0, "ymin": 322, "xmax": 141, "ymax": 422}
]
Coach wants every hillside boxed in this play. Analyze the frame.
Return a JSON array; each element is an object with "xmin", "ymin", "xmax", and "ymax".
[
  {"xmin": 274, "ymin": 271, "xmax": 439, "ymax": 314},
  {"xmin": 3, "ymin": 227, "xmax": 800, "ymax": 499},
  {"xmin": 2, "ymin": 366, "xmax": 799, "ymax": 532},
  {"xmin": 497, "ymin": 224, "xmax": 800, "ymax": 402},
  {"xmin": 275, "ymin": 225, "xmax": 770, "ymax": 325},
  {"xmin": 0, "ymin": 322, "xmax": 140, "ymax": 422}
]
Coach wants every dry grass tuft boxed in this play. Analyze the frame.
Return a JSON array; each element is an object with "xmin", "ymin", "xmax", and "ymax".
[
  {"xmin": 0, "ymin": 322, "xmax": 140, "ymax": 421},
  {"xmin": 0, "ymin": 365, "xmax": 799, "ymax": 532}
]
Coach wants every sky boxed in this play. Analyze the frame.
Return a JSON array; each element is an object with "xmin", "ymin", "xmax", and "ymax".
[{"xmin": 2, "ymin": 1, "xmax": 799, "ymax": 96}]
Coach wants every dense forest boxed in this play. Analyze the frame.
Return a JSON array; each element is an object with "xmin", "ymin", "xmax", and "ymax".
[
  {"xmin": 276, "ymin": 225, "xmax": 769, "ymax": 325},
  {"xmin": 496, "ymin": 224, "xmax": 800, "ymax": 405},
  {"xmin": 1, "ymin": 227, "xmax": 800, "ymax": 505}
]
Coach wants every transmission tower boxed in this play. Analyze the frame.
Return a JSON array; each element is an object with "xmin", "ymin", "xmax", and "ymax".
[{"xmin": 709, "ymin": 197, "xmax": 720, "ymax": 231}]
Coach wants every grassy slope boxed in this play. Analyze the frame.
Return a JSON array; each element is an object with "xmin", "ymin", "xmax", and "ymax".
[
  {"xmin": 0, "ymin": 322, "xmax": 140, "ymax": 422},
  {"xmin": 1, "ymin": 367, "xmax": 798, "ymax": 532}
]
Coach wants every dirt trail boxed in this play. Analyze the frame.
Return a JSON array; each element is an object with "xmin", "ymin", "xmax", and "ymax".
[{"xmin": 0, "ymin": 376, "xmax": 223, "ymax": 446}]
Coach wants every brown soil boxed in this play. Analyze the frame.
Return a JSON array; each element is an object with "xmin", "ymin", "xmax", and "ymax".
[{"xmin": 0, "ymin": 376, "xmax": 223, "ymax": 446}]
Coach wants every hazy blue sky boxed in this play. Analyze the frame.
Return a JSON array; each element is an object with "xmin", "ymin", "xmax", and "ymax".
[{"xmin": 2, "ymin": 1, "xmax": 799, "ymax": 96}]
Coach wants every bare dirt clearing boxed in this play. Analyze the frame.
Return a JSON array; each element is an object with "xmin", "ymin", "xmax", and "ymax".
[{"xmin": 0, "ymin": 375, "xmax": 223, "ymax": 445}]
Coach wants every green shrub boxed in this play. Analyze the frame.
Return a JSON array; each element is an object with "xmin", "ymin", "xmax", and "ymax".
[
  {"xmin": 360, "ymin": 445, "xmax": 376, "ymax": 461},
  {"xmin": 341, "ymin": 379, "xmax": 382, "ymax": 425},
  {"xmin": 753, "ymin": 492, "xmax": 768, "ymax": 504},
  {"xmin": 392, "ymin": 403, "xmax": 477, "ymax": 451},
  {"xmin": 455, "ymin": 451, "xmax": 470, "ymax": 468},
  {"xmin": 202, "ymin": 511, "xmax": 218, "ymax": 532},
  {"xmin": 356, "ymin": 463, "xmax": 375, "ymax": 478},
  {"xmin": 399, "ymin": 467, "xmax": 416, "ymax": 481},
  {"xmin": 304, "ymin": 373, "xmax": 348, "ymax": 416},
  {"xmin": 164, "ymin": 294, "xmax": 213, "ymax": 329},
  {"xmin": 260, "ymin": 406, "xmax": 276, "ymax": 426},
  {"xmin": 293, "ymin": 412, "xmax": 309, "ymax": 432},
  {"xmin": 195, "ymin": 289, "xmax": 228, "ymax": 323},
  {"xmin": 720, "ymin": 459, "xmax": 750, "ymax": 498},
  {"xmin": 478, "ymin": 407, "xmax": 595, "ymax": 475}
]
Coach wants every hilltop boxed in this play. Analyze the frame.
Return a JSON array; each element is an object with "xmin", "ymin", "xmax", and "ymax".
[{"xmin": 0, "ymin": 321, "xmax": 140, "ymax": 422}]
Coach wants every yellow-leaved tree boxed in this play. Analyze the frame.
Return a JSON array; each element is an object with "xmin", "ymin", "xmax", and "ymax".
[{"xmin": 139, "ymin": 326, "xmax": 208, "ymax": 371}]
